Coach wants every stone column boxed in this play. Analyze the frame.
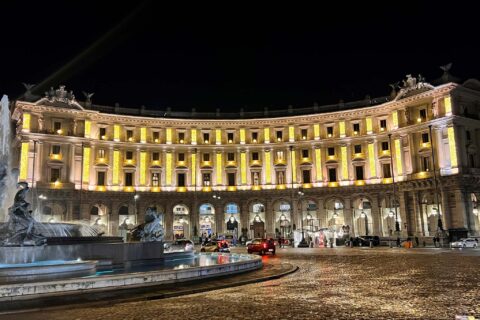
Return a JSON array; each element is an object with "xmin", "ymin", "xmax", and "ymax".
[
  {"xmin": 344, "ymin": 197, "xmax": 353, "ymax": 236},
  {"xmin": 215, "ymin": 202, "xmax": 224, "ymax": 235},
  {"xmin": 370, "ymin": 194, "xmax": 381, "ymax": 236},
  {"xmin": 317, "ymin": 198, "xmax": 326, "ymax": 228},
  {"xmin": 398, "ymin": 191, "xmax": 409, "ymax": 236},
  {"xmin": 265, "ymin": 199, "xmax": 274, "ymax": 237},
  {"xmin": 109, "ymin": 200, "xmax": 119, "ymax": 236},
  {"xmin": 449, "ymin": 189, "xmax": 468, "ymax": 230},
  {"xmin": 411, "ymin": 191, "xmax": 424, "ymax": 236},
  {"xmin": 164, "ymin": 201, "xmax": 174, "ymax": 241},
  {"xmin": 240, "ymin": 201, "xmax": 249, "ymax": 238}
]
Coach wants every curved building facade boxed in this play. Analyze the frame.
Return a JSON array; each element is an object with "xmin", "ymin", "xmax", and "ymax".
[{"xmin": 11, "ymin": 78, "xmax": 480, "ymax": 242}]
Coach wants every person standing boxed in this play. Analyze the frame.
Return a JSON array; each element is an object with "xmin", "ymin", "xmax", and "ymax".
[
  {"xmin": 396, "ymin": 237, "xmax": 401, "ymax": 248},
  {"xmin": 433, "ymin": 236, "xmax": 437, "ymax": 248}
]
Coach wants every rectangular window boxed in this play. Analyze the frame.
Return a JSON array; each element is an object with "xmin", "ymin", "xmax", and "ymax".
[
  {"xmin": 54, "ymin": 122, "xmax": 62, "ymax": 131},
  {"xmin": 328, "ymin": 168, "xmax": 337, "ymax": 182},
  {"xmin": 126, "ymin": 130, "xmax": 133, "ymax": 140},
  {"xmin": 125, "ymin": 172, "xmax": 133, "ymax": 186},
  {"xmin": 227, "ymin": 132, "xmax": 234, "ymax": 143},
  {"xmin": 420, "ymin": 109, "xmax": 427, "ymax": 120},
  {"xmin": 422, "ymin": 133, "xmax": 430, "ymax": 143},
  {"xmin": 327, "ymin": 126, "xmax": 334, "ymax": 136},
  {"xmin": 152, "ymin": 173, "xmax": 159, "ymax": 186},
  {"xmin": 382, "ymin": 141, "xmax": 389, "ymax": 151},
  {"xmin": 355, "ymin": 166, "xmax": 364, "ymax": 180},
  {"xmin": 52, "ymin": 145, "xmax": 61, "ymax": 155},
  {"xmin": 354, "ymin": 144, "xmax": 362, "ymax": 154},
  {"xmin": 98, "ymin": 148, "xmax": 105, "ymax": 158},
  {"xmin": 276, "ymin": 150, "xmax": 284, "ymax": 160},
  {"xmin": 178, "ymin": 153, "xmax": 185, "ymax": 161},
  {"xmin": 302, "ymin": 149, "xmax": 309, "ymax": 158},
  {"xmin": 227, "ymin": 152, "xmax": 235, "ymax": 161},
  {"xmin": 353, "ymin": 123, "xmax": 360, "ymax": 133},
  {"xmin": 152, "ymin": 152, "xmax": 160, "ymax": 161},
  {"xmin": 380, "ymin": 119, "xmax": 387, "ymax": 130},
  {"xmin": 466, "ymin": 130, "xmax": 471, "ymax": 141},
  {"xmin": 97, "ymin": 171, "xmax": 105, "ymax": 186},
  {"xmin": 203, "ymin": 153, "xmax": 210, "ymax": 162},
  {"xmin": 383, "ymin": 163, "xmax": 391, "ymax": 178},
  {"xmin": 50, "ymin": 168, "xmax": 60, "ymax": 182},
  {"xmin": 203, "ymin": 173, "xmax": 211, "ymax": 186},
  {"xmin": 99, "ymin": 127, "xmax": 106, "ymax": 139},
  {"xmin": 177, "ymin": 173, "xmax": 185, "ymax": 187},
  {"xmin": 153, "ymin": 131, "xmax": 160, "ymax": 142},
  {"xmin": 276, "ymin": 130, "xmax": 283, "ymax": 141},
  {"xmin": 469, "ymin": 154, "xmax": 475, "ymax": 168},
  {"xmin": 328, "ymin": 147, "xmax": 335, "ymax": 156},
  {"xmin": 422, "ymin": 156, "xmax": 431, "ymax": 172},
  {"xmin": 252, "ymin": 152, "xmax": 259, "ymax": 161},
  {"xmin": 203, "ymin": 133, "xmax": 209, "ymax": 143},
  {"xmin": 126, "ymin": 151, "xmax": 133, "ymax": 160},
  {"xmin": 228, "ymin": 172, "xmax": 235, "ymax": 186},
  {"xmin": 302, "ymin": 170, "xmax": 311, "ymax": 183},
  {"xmin": 178, "ymin": 132, "xmax": 185, "ymax": 143},
  {"xmin": 252, "ymin": 132, "xmax": 258, "ymax": 142},
  {"xmin": 301, "ymin": 129, "xmax": 308, "ymax": 140}
]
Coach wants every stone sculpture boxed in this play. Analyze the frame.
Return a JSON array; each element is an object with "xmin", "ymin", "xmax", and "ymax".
[{"xmin": 138, "ymin": 207, "xmax": 164, "ymax": 242}]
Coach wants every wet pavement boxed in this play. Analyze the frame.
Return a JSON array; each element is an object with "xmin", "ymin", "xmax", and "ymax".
[{"xmin": 1, "ymin": 247, "xmax": 479, "ymax": 320}]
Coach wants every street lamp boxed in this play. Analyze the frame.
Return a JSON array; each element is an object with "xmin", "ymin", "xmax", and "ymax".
[
  {"xmin": 134, "ymin": 194, "xmax": 139, "ymax": 218},
  {"xmin": 297, "ymin": 188, "xmax": 309, "ymax": 247},
  {"xmin": 388, "ymin": 134, "xmax": 400, "ymax": 235}
]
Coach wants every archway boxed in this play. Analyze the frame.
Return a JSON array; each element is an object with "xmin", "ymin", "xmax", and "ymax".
[
  {"xmin": 199, "ymin": 203, "xmax": 216, "ymax": 236},
  {"xmin": 380, "ymin": 195, "xmax": 400, "ymax": 237},
  {"xmin": 249, "ymin": 202, "xmax": 266, "ymax": 239},
  {"xmin": 173, "ymin": 204, "xmax": 190, "ymax": 239},
  {"xmin": 273, "ymin": 200, "xmax": 292, "ymax": 240},
  {"xmin": 352, "ymin": 198, "xmax": 373, "ymax": 236},
  {"xmin": 224, "ymin": 203, "xmax": 240, "ymax": 239},
  {"xmin": 325, "ymin": 198, "xmax": 345, "ymax": 234},
  {"xmin": 90, "ymin": 204, "xmax": 109, "ymax": 235},
  {"xmin": 42, "ymin": 202, "xmax": 66, "ymax": 223},
  {"xmin": 421, "ymin": 193, "xmax": 442, "ymax": 236}
]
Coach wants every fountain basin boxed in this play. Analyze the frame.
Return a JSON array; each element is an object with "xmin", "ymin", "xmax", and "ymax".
[{"xmin": 0, "ymin": 260, "xmax": 97, "ymax": 284}]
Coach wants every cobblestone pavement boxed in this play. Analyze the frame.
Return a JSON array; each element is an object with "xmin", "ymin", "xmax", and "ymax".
[{"xmin": 2, "ymin": 247, "xmax": 480, "ymax": 320}]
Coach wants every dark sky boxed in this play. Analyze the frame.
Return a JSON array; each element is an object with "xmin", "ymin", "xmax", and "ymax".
[{"xmin": 1, "ymin": 2, "xmax": 479, "ymax": 112}]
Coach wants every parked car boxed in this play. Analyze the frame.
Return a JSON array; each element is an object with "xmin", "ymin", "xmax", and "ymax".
[
  {"xmin": 346, "ymin": 236, "xmax": 380, "ymax": 247},
  {"xmin": 200, "ymin": 240, "xmax": 230, "ymax": 253},
  {"xmin": 164, "ymin": 239, "xmax": 194, "ymax": 252},
  {"xmin": 450, "ymin": 238, "xmax": 478, "ymax": 248},
  {"xmin": 247, "ymin": 238, "xmax": 276, "ymax": 255}
]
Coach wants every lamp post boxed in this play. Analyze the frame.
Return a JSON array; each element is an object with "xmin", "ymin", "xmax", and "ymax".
[
  {"xmin": 388, "ymin": 134, "xmax": 400, "ymax": 236},
  {"xmin": 298, "ymin": 188, "xmax": 309, "ymax": 247},
  {"xmin": 193, "ymin": 148, "xmax": 198, "ymax": 241},
  {"xmin": 134, "ymin": 193, "xmax": 139, "ymax": 218},
  {"xmin": 428, "ymin": 125, "xmax": 444, "ymax": 233}
]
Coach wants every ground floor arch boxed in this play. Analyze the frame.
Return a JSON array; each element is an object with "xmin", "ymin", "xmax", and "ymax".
[{"xmin": 173, "ymin": 204, "xmax": 190, "ymax": 239}]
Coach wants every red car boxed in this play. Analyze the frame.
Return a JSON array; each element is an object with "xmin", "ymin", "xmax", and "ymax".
[{"xmin": 247, "ymin": 238, "xmax": 276, "ymax": 255}]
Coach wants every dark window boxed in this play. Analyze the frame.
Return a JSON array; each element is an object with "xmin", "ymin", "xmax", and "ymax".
[
  {"xmin": 328, "ymin": 168, "xmax": 337, "ymax": 182},
  {"xmin": 152, "ymin": 152, "xmax": 160, "ymax": 161},
  {"xmin": 382, "ymin": 141, "xmax": 389, "ymax": 151},
  {"xmin": 327, "ymin": 127, "xmax": 334, "ymax": 136},
  {"xmin": 466, "ymin": 130, "xmax": 471, "ymax": 141},
  {"xmin": 228, "ymin": 173, "xmax": 235, "ymax": 186},
  {"xmin": 153, "ymin": 131, "xmax": 160, "ymax": 141},
  {"xmin": 252, "ymin": 152, "xmax": 259, "ymax": 161},
  {"xmin": 380, "ymin": 119, "xmax": 387, "ymax": 129},
  {"xmin": 302, "ymin": 170, "xmax": 311, "ymax": 183},
  {"xmin": 178, "ymin": 153, "xmax": 185, "ymax": 161},
  {"xmin": 469, "ymin": 154, "xmax": 475, "ymax": 168},
  {"xmin": 54, "ymin": 122, "xmax": 61, "ymax": 131},
  {"xmin": 252, "ymin": 132, "xmax": 258, "ymax": 142},
  {"xmin": 126, "ymin": 151, "xmax": 133, "ymax": 159},
  {"xmin": 177, "ymin": 173, "xmax": 185, "ymax": 187},
  {"xmin": 227, "ymin": 132, "xmax": 234, "ymax": 142},
  {"xmin": 97, "ymin": 171, "xmax": 105, "ymax": 186},
  {"xmin": 203, "ymin": 133, "xmax": 209, "ymax": 143},
  {"xmin": 422, "ymin": 157, "xmax": 431, "ymax": 171},
  {"xmin": 203, "ymin": 153, "xmax": 210, "ymax": 161},
  {"xmin": 227, "ymin": 152, "xmax": 235, "ymax": 161},
  {"xmin": 383, "ymin": 163, "xmax": 391, "ymax": 178},
  {"xmin": 178, "ymin": 132, "xmax": 185, "ymax": 142},
  {"xmin": 276, "ymin": 131, "xmax": 283, "ymax": 141},
  {"xmin": 52, "ymin": 145, "xmax": 61, "ymax": 154},
  {"xmin": 328, "ymin": 147, "xmax": 335, "ymax": 156},
  {"xmin": 354, "ymin": 144, "xmax": 362, "ymax": 154},
  {"xmin": 302, "ymin": 149, "xmax": 309, "ymax": 158},
  {"xmin": 422, "ymin": 133, "xmax": 430, "ymax": 143},
  {"xmin": 203, "ymin": 173, "xmax": 211, "ymax": 186},
  {"xmin": 152, "ymin": 173, "xmax": 159, "ymax": 186},
  {"xmin": 420, "ymin": 109, "xmax": 427, "ymax": 120},
  {"xmin": 50, "ymin": 168, "xmax": 60, "ymax": 182},
  {"xmin": 99, "ymin": 127, "xmax": 106, "ymax": 139},
  {"xmin": 355, "ymin": 166, "xmax": 364, "ymax": 180},
  {"xmin": 125, "ymin": 172, "xmax": 133, "ymax": 186},
  {"xmin": 301, "ymin": 129, "xmax": 308, "ymax": 139},
  {"xmin": 126, "ymin": 130, "xmax": 133, "ymax": 140},
  {"xmin": 353, "ymin": 123, "xmax": 360, "ymax": 133}
]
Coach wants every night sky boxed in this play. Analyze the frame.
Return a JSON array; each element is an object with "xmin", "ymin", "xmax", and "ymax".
[{"xmin": 1, "ymin": 2, "xmax": 479, "ymax": 112}]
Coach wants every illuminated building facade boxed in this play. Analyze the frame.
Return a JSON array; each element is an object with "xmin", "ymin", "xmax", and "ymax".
[{"xmin": 12, "ymin": 78, "xmax": 480, "ymax": 241}]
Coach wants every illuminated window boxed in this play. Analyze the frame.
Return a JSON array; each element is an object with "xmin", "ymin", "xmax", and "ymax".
[
  {"xmin": 420, "ymin": 109, "xmax": 427, "ymax": 121},
  {"xmin": 354, "ymin": 145, "xmax": 362, "ymax": 153},
  {"xmin": 203, "ymin": 133, "xmax": 209, "ymax": 143},
  {"xmin": 422, "ymin": 156, "xmax": 431, "ymax": 172},
  {"xmin": 301, "ymin": 129, "xmax": 308, "ymax": 140},
  {"xmin": 203, "ymin": 153, "xmax": 210, "ymax": 161},
  {"xmin": 99, "ymin": 127, "xmax": 106, "ymax": 139},
  {"xmin": 328, "ymin": 147, "xmax": 335, "ymax": 156},
  {"xmin": 381, "ymin": 141, "xmax": 389, "ymax": 151},
  {"xmin": 97, "ymin": 171, "xmax": 105, "ymax": 186},
  {"xmin": 153, "ymin": 131, "xmax": 160, "ymax": 142},
  {"xmin": 302, "ymin": 149, "xmax": 309, "ymax": 158},
  {"xmin": 228, "ymin": 172, "xmax": 235, "ymax": 186},
  {"xmin": 252, "ymin": 132, "xmax": 258, "ymax": 142},
  {"xmin": 152, "ymin": 152, "xmax": 160, "ymax": 161},
  {"xmin": 178, "ymin": 132, "xmax": 185, "ymax": 143},
  {"xmin": 203, "ymin": 173, "xmax": 211, "ymax": 186},
  {"xmin": 302, "ymin": 170, "xmax": 311, "ymax": 183},
  {"xmin": 380, "ymin": 119, "xmax": 387, "ymax": 131},
  {"xmin": 353, "ymin": 123, "xmax": 360, "ymax": 133},
  {"xmin": 328, "ymin": 168, "xmax": 337, "ymax": 182},
  {"xmin": 52, "ymin": 145, "xmax": 61, "ymax": 155},
  {"xmin": 50, "ymin": 168, "xmax": 60, "ymax": 182},
  {"xmin": 227, "ymin": 152, "xmax": 235, "ymax": 161},
  {"xmin": 126, "ymin": 130, "xmax": 133, "ymax": 141},
  {"xmin": 227, "ymin": 132, "xmax": 234, "ymax": 143},
  {"xmin": 177, "ymin": 173, "xmax": 185, "ymax": 187},
  {"xmin": 327, "ymin": 126, "xmax": 333, "ymax": 137},
  {"xmin": 276, "ymin": 130, "xmax": 283, "ymax": 141},
  {"xmin": 355, "ymin": 166, "xmax": 364, "ymax": 180},
  {"xmin": 178, "ymin": 153, "xmax": 185, "ymax": 161},
  {"xmin": 382, "ymin": 163, "xmax": 391, "ymax": 178},
  {"xmin": 422, "ymin": 133, "xmax": 430, "ymax": 143},
  {"xmin": 152, "ymin": 173, "xmax": 159, "ymax": 186},
  {"xmin": 54, "ymin": 121, "xmax": 62, "ymax": 132},
  {"xmin": 126, "ymin": 151, "xmax": 133, "ymax": 160},
  {"xmin": 125, "ymin": 172, "xmax": 133, "ymax": 186},
  {"xmin": 252, "ymin": 152, "xmax": 259, "ymax": 161},
  {"xmin": 98, "ymin": 149, "xmax": 105, "ymax": 158}
]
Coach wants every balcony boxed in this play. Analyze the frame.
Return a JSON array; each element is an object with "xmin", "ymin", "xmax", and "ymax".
[
  {"xmin": 151, "ymin": 160, "xmax": 161, "ymax": 167},
  {"xmin": 49, "ymin": 154, "xmax": 62, "ymax": 161},
  {"xmin": 176, "ymin": 161, "xmax": 187, "ymax": 168},
  {"xmin": 250, "ymin": 160, "xmax": 262, "ymax": 167},
  {"xmin": 274, "ymin": 159, "xmax": 287, "ymax": 166},
  {"xmin": 352, "ymin": 153, "xmax": 365, "ymax": 160},
  {"xmin": 201, "ymin": 161, "xmax": 212, "ymax": 168},
  {"xmin": 124, "ymin": 159, "xmax": 135, "ymax": 166},
  {"xmin": 225, "ymin": 160, "xmax": 237, "ymax": 167},
  {"xmin": 300, "ymin": 157, "xmax": 312, "ymax": 165}
]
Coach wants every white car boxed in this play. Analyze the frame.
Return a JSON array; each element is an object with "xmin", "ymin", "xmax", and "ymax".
[{"xmin": 450, "ymin": 238, "xmax": 478, "ymax": 248}]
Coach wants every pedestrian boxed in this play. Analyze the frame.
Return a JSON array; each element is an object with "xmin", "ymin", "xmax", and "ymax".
[
  {"xmin": 396, "ymin": 237, "xmax": 401, "ymax": 248},
  {"xmin": 415, "ymin": 236, "xmax": 419, "ymax": 248},
  {"xmin": 433, "ymin": 236, "xmax": 437, "ymax": 248}
]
